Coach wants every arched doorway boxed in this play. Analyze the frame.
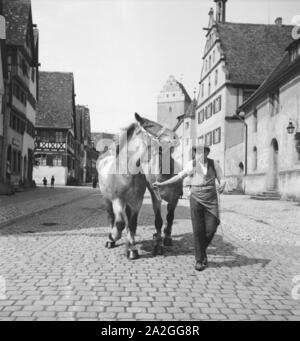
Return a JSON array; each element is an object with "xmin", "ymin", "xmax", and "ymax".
[{"xmin": 268, "ymin": 139, "xmax": 279, "ymax": 191}]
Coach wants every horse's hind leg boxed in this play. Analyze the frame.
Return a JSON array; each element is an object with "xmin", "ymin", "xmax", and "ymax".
[
  {"xmin": 163, "ymin": 199, "xmax": 178, "ymax": 246},
  {"xmin": 149, "ymin": 189, "xmax": 164, "ymax": 256},
  {"xmin": 126, "ymin": 211, "xmax": 139, "ymax": 260},
  {"xmin": 105, "ymin": 198, "xmax": 125, "ymax": 248}
]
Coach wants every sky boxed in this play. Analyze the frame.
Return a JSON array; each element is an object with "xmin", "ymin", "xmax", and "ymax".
[{"xmin": 31, "ymin": 0, "xmax": 300, "ymax": 134}]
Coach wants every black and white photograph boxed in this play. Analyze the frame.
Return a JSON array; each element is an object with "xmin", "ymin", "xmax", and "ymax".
[{"xmin": 0, "ymin": 0, "xmax": 300, "ymax": 325}]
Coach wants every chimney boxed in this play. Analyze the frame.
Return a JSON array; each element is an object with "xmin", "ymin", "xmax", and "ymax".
[
  {"xmin": 214, "ymin": 0, "xmax": 227, "ymax": 23},
  {"xmin": 275, "ymin": 17, "xmax": 283, "ymax": 26}
]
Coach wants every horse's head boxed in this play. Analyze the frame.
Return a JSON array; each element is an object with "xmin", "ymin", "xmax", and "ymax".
[{"xmin": 134, "ymin": 113, "xmax": 179, "ymax": 150}]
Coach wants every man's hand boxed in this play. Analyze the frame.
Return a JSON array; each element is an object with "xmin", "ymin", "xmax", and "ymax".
[{"xmin": 153, "ymin": 181, "xmax": 162, "ymax": 189}]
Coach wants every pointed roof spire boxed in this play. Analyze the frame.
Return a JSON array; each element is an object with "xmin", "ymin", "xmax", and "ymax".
[{"xmin": 208, "ymin": 7, "xmax": 215, "ymax": 29}]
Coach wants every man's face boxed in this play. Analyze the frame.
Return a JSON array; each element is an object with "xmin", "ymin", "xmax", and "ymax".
[{"xmin": 194, "ymin": 147, "xmax": 209, "ymax": 162}]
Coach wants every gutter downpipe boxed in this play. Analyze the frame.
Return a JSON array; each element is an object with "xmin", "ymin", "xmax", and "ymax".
[{"xmin": 234, "ymin": 110, "xmax": 248, "ymax": 192}]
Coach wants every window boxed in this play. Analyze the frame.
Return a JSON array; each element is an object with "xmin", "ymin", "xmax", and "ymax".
[
  {"xmin": 270, "ymin": 90, "xmax": 280, "ymax": 116},
  {"xmin": 169, "ymin": 106, "xmax": 172, "ymax": 113},
  {"xmin": 208, "ymin": 77, "xmax": 211, "ymax": 96},
  {"xmin": 206, "ymin": 103, "xmax": 213, "ymax": 119},
  {"xmin": 198, "ymin": 109, "xmax": 205, "ymax": 124},
  {"xmin": 9, "ymin": 113, "xmax": 25, "ymax": 135},
  {"xmin": 213, "ymin": 128, "xmax": 221, "ymax": 144},
  {"xmin": 198, "ymin": 136, "xmax": 204, "ymax": 146},
  {"xmin": 205, "ymin": 132, "xmax": 213, "ymax": 146},
  {"xmin": 253, "ymin": 147, "xmax": 258, "ymax": 171},
  {"xmin": 215, "ymin": 69, "xmax": 218, "ymax": 86},
  {"xmin": 253, "ymin": 110, "xmax": 258, "ymax": 133},
  {"xmin": 201, "ymin": 84, "xmax": 204, "ymax": 98},
  {"xmin": 214, "ymin": 96, "xmax": 222, "ymax": 113},
  {"xmin": 56, "ymin": 132, "xmax": 64, "ymax": 142},
  {"xmin": 53, "ymin": 156, "xmax": 62, "ymax": 166},
  {"xmin": 185, "ymin": 122, "xmax": 189, "ymax": 130},
  {"xmin": 13, "ymin": 83, "xmax": 27, "ymax": 105},
  {"xmin": 209, "ymin": 55, "xmax": 212, "ymax": 69},
  {"xmin": 21, "ymin": 59, "xmax": 28, "ymax": 77},
  {"xmin": 213, "ymin": 50, "xmax": 215, "ymax": 63}
]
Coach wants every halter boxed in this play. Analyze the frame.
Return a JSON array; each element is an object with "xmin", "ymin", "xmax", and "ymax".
[{"xmin": 137, "ymin": 123, "xmax": 177, "ymax": 147}]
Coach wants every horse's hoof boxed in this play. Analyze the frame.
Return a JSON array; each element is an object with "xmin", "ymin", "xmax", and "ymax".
[
  {"xmin": 152, "ymin": 245, "xmax": 164, "ymax": 256},
  {"xmin": 163, "ymin": 237, "xmax": 173, "ymax": 247},
  {"xmin": 127, "ymin": 249, "xmax": 139, "ymax": 260},
  {"xmin": 105, "ymin": 241, "xmax": 115, "ymax": 249}
]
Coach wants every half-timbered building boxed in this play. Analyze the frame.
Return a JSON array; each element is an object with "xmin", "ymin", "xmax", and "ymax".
[
  {"xmin": 33, "ymin": 71, "xmax": 77, "ymax": 186},
  {"xmin": 3, "ymin": 0, "xmax": 39, "ymax": 187}
]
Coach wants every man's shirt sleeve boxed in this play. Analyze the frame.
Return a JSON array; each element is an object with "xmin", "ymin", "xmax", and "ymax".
[{"xmin": 178, "ymin": 160, "xmax": 194, "ymax": 179}]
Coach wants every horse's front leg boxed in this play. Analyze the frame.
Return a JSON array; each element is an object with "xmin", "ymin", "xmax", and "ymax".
[
  {"xmin": 126, "ymin": 212, "xmax": 139, "ymax": 260},
  {"xmin": 163, "ymin": 200, "xmax": 178, "ymax": 246},
  {"xmin": 150, "ymin": 189, "xmax": 164, "ymax": 256},
  {"xmin": 105, "ymin": 199, "xmax": 125, "ymax": 249}
]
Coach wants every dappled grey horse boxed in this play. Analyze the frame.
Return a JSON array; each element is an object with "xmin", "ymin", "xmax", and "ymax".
[{"xmin": 97, "ymin": 113, "xmax": 180, "ymax": 259}]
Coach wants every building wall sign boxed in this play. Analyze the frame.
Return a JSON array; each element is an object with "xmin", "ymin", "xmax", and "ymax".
[{"xmin": 35, "ymin": 141, "xmax": 66, "ymax": 152}]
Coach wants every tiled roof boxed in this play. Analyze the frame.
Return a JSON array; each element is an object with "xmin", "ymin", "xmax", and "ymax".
[
  {"xmin": 3, "ymin": 0, "xmax": 31, "ymax": 46},
  {"xmin": 184, "ymin": 99, "xmax": 197, "ymax": 118},
  {"xmin": 173, "ymin": 115, "xmax": 184, "ymax": 132},
  {"xmin": 217, "ymin": 22, "xmax": 294, "ymax": 85},
  {"xmin": 239, "ymin": 48, "xmax": 300, "ymax": 113},
  {"xmin": 36, "ymin": 72, "xmax": 75, "ymax": 129},
  {"xmin": 177, "ymin": 81, "xmax": 192, "ymax": 103},
  {"xmin": 159, "ymin": 75, "xmax": 192, "ymax": 103}
]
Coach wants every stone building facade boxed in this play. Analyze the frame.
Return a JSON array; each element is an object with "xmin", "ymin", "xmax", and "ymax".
[
  {"xmin": 173, "ymin": 99, "xmax": 197, "ymax": 171},
  {"xmin": 76, "ymin": 105, "xmax": 99, "ymax": 183},
  {"xmin": 157, "ymin": 75, "xmax": 191, "ymax": 130},
  {"xmin": 33, "ymin": 72, "xmax": 77, "ymax": 186},
  {"xmin": 195, "ymin": 0, "xmax": 293, "ymax": 192},
  {"xmin": 3, "ymin": 0, "xmax": 39, "ymax": 188},
  {"xmin": 0, "ymin": 3, "xmax": 7, "ymax": 192},
  {"xmin": 238, "ymin": 38, "xmax": 300, "ymax": 200}
]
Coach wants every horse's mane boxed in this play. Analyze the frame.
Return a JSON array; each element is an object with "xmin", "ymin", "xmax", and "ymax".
[{"xmin": 115, "ymin": 123, "xmax": 137, "ymax": 157}]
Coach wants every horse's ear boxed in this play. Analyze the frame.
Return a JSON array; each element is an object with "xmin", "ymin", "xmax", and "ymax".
[{"xmin": 135, "ymin": 113, "xmax": 143, "ymax": 124}]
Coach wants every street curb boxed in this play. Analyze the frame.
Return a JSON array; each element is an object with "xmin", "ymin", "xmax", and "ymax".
[{"xmin": 0, "ymin": 192, "xmax": 95, "ymax": 229}]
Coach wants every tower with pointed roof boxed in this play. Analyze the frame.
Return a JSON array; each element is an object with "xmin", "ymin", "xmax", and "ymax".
[{"xmin": 157, "ymin": 75, "xmax": 191, "ymax": 130}]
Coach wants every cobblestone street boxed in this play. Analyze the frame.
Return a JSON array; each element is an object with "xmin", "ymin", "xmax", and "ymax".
[{"xmin": 0, "ymin": 188, "xmax": 299, "ymax": 321}]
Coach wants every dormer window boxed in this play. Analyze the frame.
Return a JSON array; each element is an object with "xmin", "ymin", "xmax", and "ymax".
[{"xmin": 290, "ymin": 42, "xmax": 300, "ymax": 62}]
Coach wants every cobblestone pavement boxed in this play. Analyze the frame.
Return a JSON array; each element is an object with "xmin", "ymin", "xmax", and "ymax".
[
  {"xmin": 0, "ymin": 191, "xmax": 299, "ymax": 321},
  {"xmin": 0, "ymin": 186, "xmax": 94, "ymax": 226}
]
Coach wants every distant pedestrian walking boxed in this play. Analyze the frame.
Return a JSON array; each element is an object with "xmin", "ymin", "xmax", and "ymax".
[
  {"xmin": 92, "ymin": 176, "xmax": 97, "ymax": 189},
  {"xmin": 51, "ymin": 176, "xmax": 55, "ymax": 188},
  {"xmin": 43, "ymin": 177, "xmax": 47, "ymax": 187}
]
